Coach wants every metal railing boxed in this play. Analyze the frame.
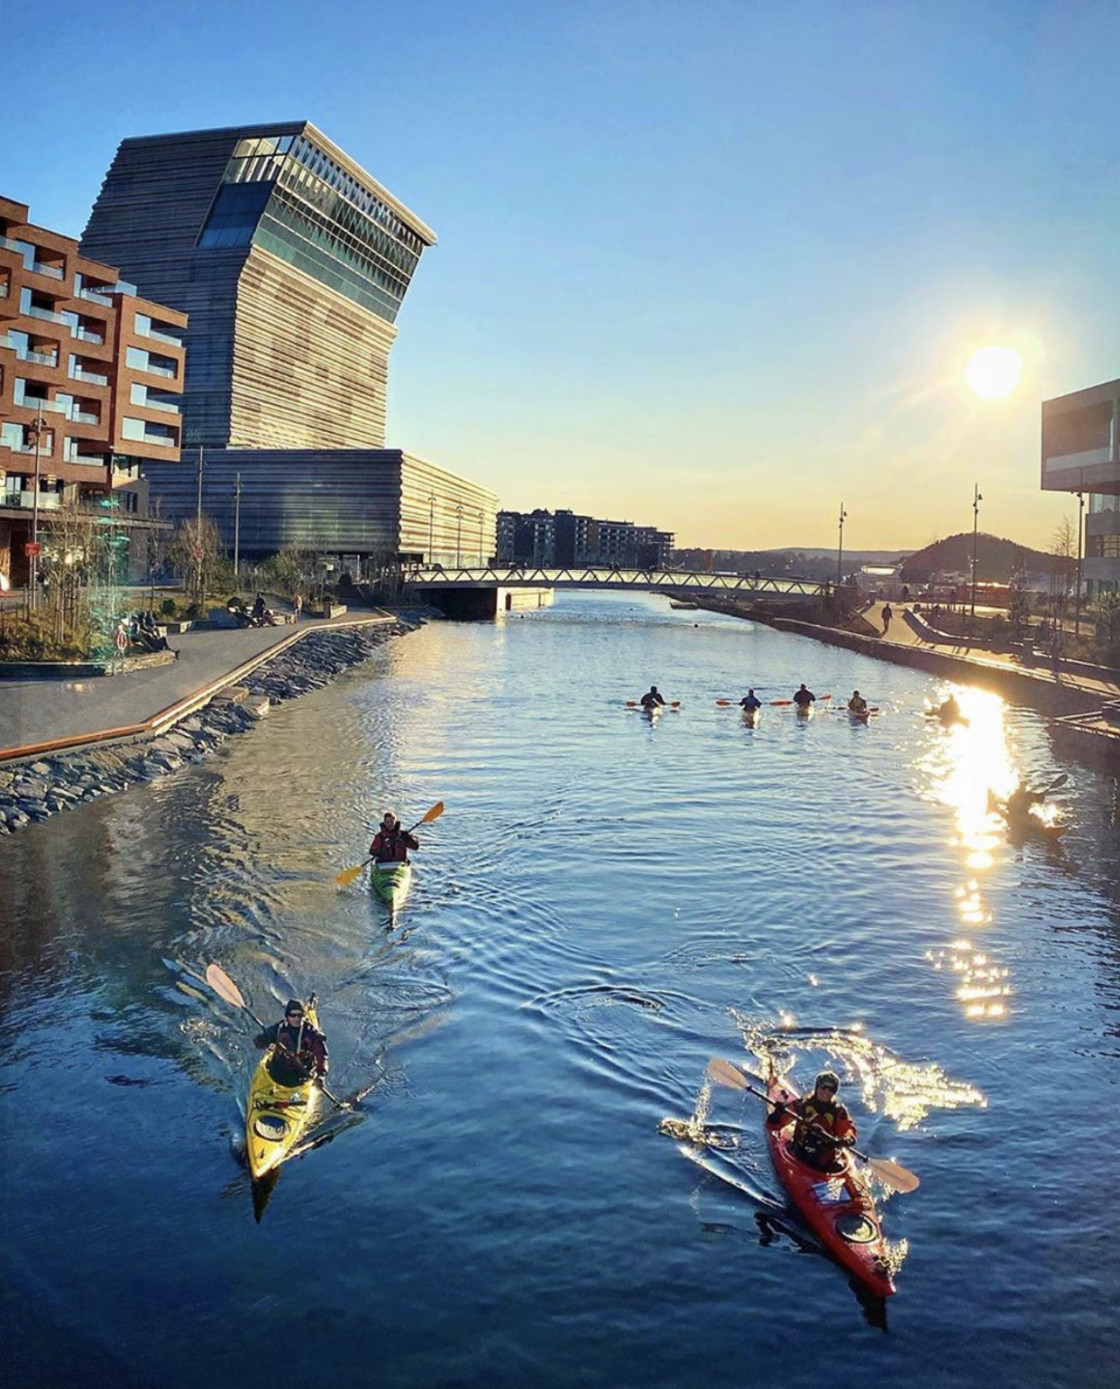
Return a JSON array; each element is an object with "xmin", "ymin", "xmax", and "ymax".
[
  {"xmin": 403, "ymin": 565, "xmax": 826, "ymax": 597},
  {"xmin": 71, "ymin": 368, "xmax": 109, "ymax": 385}
]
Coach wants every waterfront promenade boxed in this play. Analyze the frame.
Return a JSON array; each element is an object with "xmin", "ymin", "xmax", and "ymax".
[
  {"xmin": 0, "ymin": 612, "xmax": 395, "ymax": 758},
  {"xmin": 859, "ymin": 600, "xmax": 1120, "ymax": 708}
]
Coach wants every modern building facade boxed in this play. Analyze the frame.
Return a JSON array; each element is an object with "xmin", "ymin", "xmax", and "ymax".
[
  {"xmin": 498, "ymin": 507, "xmax": 674, "ymax": 569},
  {"xmin": 80, "ymin": 122, "xmax": 436, "ymax": 453},
  {"xmin": 0, "ymin": 195, "xmax": 186, "ymax": 585},
  {"xmin": 141, "ymin": 449, "xmax": 498, "ymax": 570},
  {"xmin": 1041, "ymin": 378, "xmax": 1120, "ymax": 597}
]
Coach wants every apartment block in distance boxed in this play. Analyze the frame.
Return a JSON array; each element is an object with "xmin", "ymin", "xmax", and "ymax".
[
  {"xmin": 81, "ymin": 122, "xmax": 436, "ymax": 452},
  {"xmin": 497, "ymin": 508, "xmax": 675, "ymax": 569},
  {"xmin": 0, "ymin": 195, "xmax": 186, "ymax": 586},
  {"xmin": 1041, "ymin": 378, "xmax": 1120, "ymax": 597}
]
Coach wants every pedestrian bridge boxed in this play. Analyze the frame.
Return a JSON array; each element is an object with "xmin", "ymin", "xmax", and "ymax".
[{"xmin": 402, "ymin": 565, "xmax": 825, "ymax": 618}]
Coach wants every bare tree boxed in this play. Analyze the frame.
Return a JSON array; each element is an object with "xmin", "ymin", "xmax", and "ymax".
[{"xmin": 169, "ymin": 515, "xmax": 223, "ymax": 611}]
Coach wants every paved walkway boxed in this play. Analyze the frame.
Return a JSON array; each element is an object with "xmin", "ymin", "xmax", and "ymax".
[
  {"xmin": 0, "ymin": 613, "xmax": 392, "ymax": 754},
  {"xmin": 862, "ymin": 602, "xmax": 1120, "ymax": 706}
]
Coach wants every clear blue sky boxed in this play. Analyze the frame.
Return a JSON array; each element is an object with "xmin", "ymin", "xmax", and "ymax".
[{"xmin": 4, "ymin": 0, "xmax": 1118, "ymax": 550}]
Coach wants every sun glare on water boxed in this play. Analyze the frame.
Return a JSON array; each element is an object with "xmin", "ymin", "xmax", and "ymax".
[{"xmin": 966, "ymin": 346, "xmax": 1022, "ymax": 399}]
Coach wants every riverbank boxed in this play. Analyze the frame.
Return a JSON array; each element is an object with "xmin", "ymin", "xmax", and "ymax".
[{"xmin": 0, "ymin": 615, "xmax": 423, "ymax": 836}]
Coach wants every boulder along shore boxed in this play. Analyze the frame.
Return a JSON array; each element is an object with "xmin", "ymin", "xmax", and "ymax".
[{"xmin": 0, "ymin": 618, "xmax": 423, "ymax": 837}]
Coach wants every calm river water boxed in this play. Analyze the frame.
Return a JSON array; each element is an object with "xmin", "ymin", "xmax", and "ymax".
[{"xmin": 2, "ymin": 593, "xmax": 1119, "ymax": 1389}]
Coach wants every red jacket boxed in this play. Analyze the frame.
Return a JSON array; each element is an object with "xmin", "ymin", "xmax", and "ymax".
[
  {"xmin": 253, "ymin": 1019, "xmax": 329, "ymax": 1082},
  {"xmin": 369, "ymin": 827, "xmax": 419, "ymax": 862},
  {"xmin": 767, "ymin": 1093, "xmax": 856, "ymax": 1154}
]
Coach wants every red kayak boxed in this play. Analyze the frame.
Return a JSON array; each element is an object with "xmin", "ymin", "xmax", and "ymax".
[{"xmin": 765, "ymin": 1074, "xmax": 896, "ymax": 1299}]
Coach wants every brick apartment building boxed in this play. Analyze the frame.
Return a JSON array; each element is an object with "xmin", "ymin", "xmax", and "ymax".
[{"xmin": 0, "ymin": 194, "xmax": 186, "ymax": 587}]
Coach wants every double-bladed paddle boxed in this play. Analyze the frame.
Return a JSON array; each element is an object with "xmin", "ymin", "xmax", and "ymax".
[
  {"xmin": 334, "ymin": 801, "xmax": 445, "ymax": 888},
  {"xmin": 204, "ymin": 963, "xmax": 351, "ymax": 1111},
  {"xmin": 706, "ymin": 1056, "xmax": 919, "ymax": 1194}
]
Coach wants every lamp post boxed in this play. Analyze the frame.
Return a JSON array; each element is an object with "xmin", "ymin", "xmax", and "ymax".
[
  {"xmin": 477, "ymin": 510, "xmax": 485, "ymax": 566},
  {"xmin": 428, "ymin": 494, "xmax": 436, "ymax": 564},
  {"xmin": 969, "ymin": 483, "xmax": 982, "ymax": 623},
  {"xmin": 455, "ymin": 502, "xmax": 463, "ymax": 568},
  {"xmin": 233, "ymin": 471, "xmax": 242, "ymax": 579},
  {"xmin": 28, "ymin": 403, "xmax": 46, "ymax": 611},
  {"xmin": 1074, "ymin": 487, "xmax": 1085, "ymax": 639},
  {"xmin": 836, "ymin": 502, "xmax": 847, "ymax": 588}
]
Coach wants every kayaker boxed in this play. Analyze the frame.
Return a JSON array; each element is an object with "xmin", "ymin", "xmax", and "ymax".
[
  {"xmin": 1005, "ymin": 781, "xmax": 1047, "ymax": 821},
  {"xmin": 766, "ymin": 1070, "xmax": 856, "ymax": 1172},
  {"xmin": 792, "ymin": 684, "xmax": 815, "ymax": 709},
  {"xmin": 740, "ymin": 689, "xmax": 762, "ymax": 711},
  {"xmin": 254, "ymin": 999, "xmax": 329, "ymax": 1088},
  {"xmin": 639, "ymin": 686, "xmax": 666, "ymax": 711},
  {"xmin": 370, "ymin": 811, "xmax": 420, "ymax": 864},
  {"xmin": 848, "ymin": 691, "xmax": 868, "ymax": 713},
  {"xmin": 936, "ymin": 694, "xmax": 962, "ymax": 723}
]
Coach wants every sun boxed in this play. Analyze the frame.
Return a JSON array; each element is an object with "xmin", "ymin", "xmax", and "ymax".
[{"xmin": 966, "ymin": 346, "xmax": 1022, "ymax": 399}]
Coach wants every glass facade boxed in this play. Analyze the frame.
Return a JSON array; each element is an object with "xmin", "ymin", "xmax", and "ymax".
[{"xmin": 194, "ymin": 128, "xmax": 426, "ymax": 324}]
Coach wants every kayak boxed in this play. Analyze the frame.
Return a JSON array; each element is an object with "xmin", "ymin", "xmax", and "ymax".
[
  {"xmin": 848, "ymin": 709, "xmax": 870, "ymax": 724},
  {"xmin": 743, "ymin": 707, "xmax": 761, "ymax": 727},
  {"xmin": 1003, "ymin": 810, "xmax": 1066, "ymax": 842},
  {"xmin": 246, "ymin": 996, "xmax": 321, "ymax": 1180},
  {"xmin": 764, "ymin": 1074, "xmax": 895, "ymax": 1300},
  {"xmin": 371, "ymin": 859, "xmax": 413, "ymax": 909},
  {"xmin": 794, "ymin": 704, "xmax": 813, "ymax": 718}
]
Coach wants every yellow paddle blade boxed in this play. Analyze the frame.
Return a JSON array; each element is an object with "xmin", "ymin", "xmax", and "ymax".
[
  {"xmin": 419, "ymin": 800, "xmax": 445, "ymax": 824},
  {"xmin": 205, "ymin": 962, "xmax": 246, "ymax": 1010},
  {"xmin": 707, "ymin": 1057, "xmax": 749, "ymax": 1090},
  {"xmin": 335, "ymin": 861, "xmax": 369, "ymax": 888},
  {"xmin": 867, "ymin": 1157, "xmax": 920, "ymax": 1194}
]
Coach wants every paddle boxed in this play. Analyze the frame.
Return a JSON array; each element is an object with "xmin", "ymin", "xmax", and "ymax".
[
  {"xmin": 204, "ymin": 965, "xmax": 351, "ymax": 1111},
  {"xmin": 625, "ymin": 700, "xmax": 681, "ymax": 709},
  {"xmin": 335, "ymin": 801, "xmax": 445, "ymax": 888},
  {"xmin": 770, "ymin": 694, "xmax": 832, "ymax": 707},
  {"xmin": 706, "ymin": 1057, "xmax": 920, "ymax": 1194}
]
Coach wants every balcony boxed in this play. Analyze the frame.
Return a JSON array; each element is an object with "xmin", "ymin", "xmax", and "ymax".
[
  {"xmin": 70, "ymin": 366, "xmax": 109, "ymax": 385},
  {"xmin": 70, "ymin": 408, "xmax": 101, "ymax": 425},
  {"xmin": 23, "ymin": 349, "xmax": 59, "ymax": 367},
  {"xmin": 64, "ymin": 444, "xmax": 107, "ymax": 466},
  {"xmin": 26, "ymin": 303, "xmax": 68, "ymax": 325},
  {"xmin": 77, "ymin": 286, "xmax": 113, "ymax": 306},
  {"xmin": 31, "ymin": 261, "xmax": 65, "ymax": 281},
  {"xmin": 73, "ymin": 327, "xmax": 105, "ymax": 344},
  {"xmin": 21, "ymin": 395, "xmax": 67, "ymax": 415},
  {"xmin": 2, "ymin": 490, "xmax": 62, "ymax": 511},
  {"xmin": 143, "ymin": 396, "xmax": 180, "ymax": 415}
]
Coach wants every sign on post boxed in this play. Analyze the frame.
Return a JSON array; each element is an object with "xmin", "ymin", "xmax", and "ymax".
[{"xmin": 24, "ymin": 542, "xmax": 41, "ymax": 557}]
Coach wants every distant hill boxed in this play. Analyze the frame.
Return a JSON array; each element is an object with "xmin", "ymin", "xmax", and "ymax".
[
  {"xmin": 670, "ymin": 547, "xmax": 909, "ymax": 578},
  {"xmin": 899, "ymin": 533, "xmax": 1053, "ymax": 583}
]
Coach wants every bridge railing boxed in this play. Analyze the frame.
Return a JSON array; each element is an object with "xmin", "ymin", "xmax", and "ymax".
[{"xmin": 401, "ymin": 565, "xmax": 825, "ymax": 597}]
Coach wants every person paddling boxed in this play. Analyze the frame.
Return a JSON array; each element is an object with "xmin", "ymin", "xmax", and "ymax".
[
  {"xmin": 740, "ymin": 689, "xmax": 762, "ymax": 712},
  {"xmin": 935, "ymin": 694, "xmax": 963, "ymax": 724},
  {"xmin": 766, "ymin": 1070, "xmax": 856, "ymax": 1172},
  {"xmin": 639, "ymin": 685, "xmax": 666, "ymax": 711},
  {"xmin": 254, "ymin": 999, "xmax": 329, "ymax": 1088},
  {"xmin": 848, "ymin": 690, "xmax": 868, "ymax": 713},
  {"xmin": 792, "ymin": 683, "xmax": 816, "ymax": 710},
  {"xmin": 370, "ymin": 811, "xmax": 419, "ymax": 864}
]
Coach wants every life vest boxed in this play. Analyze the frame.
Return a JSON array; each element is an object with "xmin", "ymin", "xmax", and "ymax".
[{"xmin": 793, "ymin": 1095, "xmax": 845, "ymax": 1149}]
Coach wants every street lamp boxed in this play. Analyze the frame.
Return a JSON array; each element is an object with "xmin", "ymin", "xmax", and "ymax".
[
  {"xmin": 836, "ymin": 502, "xmax": 847, "ymax": 588},
  {"xmin": 455, "ymin": 502, "xmax": 463, "ymax": 568},
  {"xmin": 969, "ymin": 483, "xmax": 983, "ymax": 622},
  {"xmin": 27, "ymin": 403, "xmax": 46, "ymax": 611},
  {"xmin": 233, "ymin": 471, "xmax": 242, "ymax": 579},
  {"xmin": 428, "ymin": 494, "xmax": 436, "ymax": 564},
  {"xmin": 1075, "ymin": 487, "xmax": 1085, "ymax": 639}
]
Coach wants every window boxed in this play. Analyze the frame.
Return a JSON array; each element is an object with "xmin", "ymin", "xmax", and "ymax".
[
  {"xmin": 1, "ymin": 422, "xmax": 23, "ymax": 449},
  {"xmin": 126, "ymin": 346, "xmax": 148, "ymax": 370}
]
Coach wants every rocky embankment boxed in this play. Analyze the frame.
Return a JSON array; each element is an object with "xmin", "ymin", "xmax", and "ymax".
[{"xmin": 0, "ymin": 619, "xmax": 420, "ymax": 837}]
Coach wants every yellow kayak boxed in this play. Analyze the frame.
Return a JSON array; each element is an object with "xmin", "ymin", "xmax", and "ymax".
[{"xmin": 245, "ymin": 997, "xmax": 321, "ymax": 1180}]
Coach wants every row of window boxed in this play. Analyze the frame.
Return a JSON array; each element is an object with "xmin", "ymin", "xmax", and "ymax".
[{"xmin": 1087, "ymin": 534, "xmax": 1120, "ymax": 559}]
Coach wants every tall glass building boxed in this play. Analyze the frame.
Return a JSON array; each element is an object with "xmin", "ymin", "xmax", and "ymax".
[{"xmin": 81, "ymin": 122, "xmax": 437, "ymax": 452}]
